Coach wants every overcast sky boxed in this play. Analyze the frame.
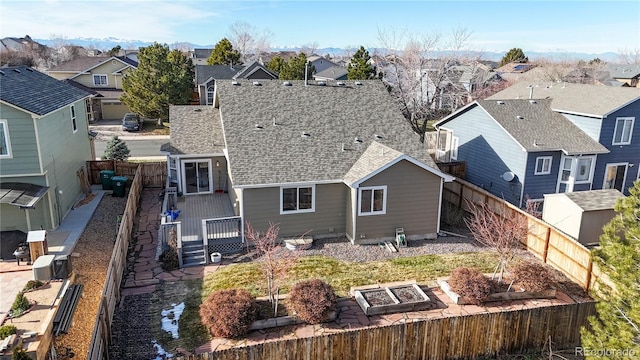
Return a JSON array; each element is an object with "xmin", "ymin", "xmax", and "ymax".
[{"xmin": 1, "ymin": 0, "xmax": 638, "ymax": 54}]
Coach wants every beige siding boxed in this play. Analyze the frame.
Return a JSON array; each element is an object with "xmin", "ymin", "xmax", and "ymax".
[
  {"xmin": 101, "ymin": 101, "xmax": 129, "ymax": 120},
  {"xmin": 243, "ymin": 183, "xmax": 347, "ymax": 238},
  {"xmin": 346, "ymin": 187, "xmax": 354, "ymax": 240},
  {"xmin": 579, "ymin": 209, "xmax": 615, "ymax": 245},
  {"xmin": 72, "ymin": 60, "xmax": 129, "ymax": 89},
  {"xmin": 356, "ymin": 160, "xmax": 442, "ymax": 240},
  {"xmin": 542, "ymin": 196, "xmax": 582, "ymax": 239}
]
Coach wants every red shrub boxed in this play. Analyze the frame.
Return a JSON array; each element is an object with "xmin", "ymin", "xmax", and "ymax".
[
  {"xmin": 288, "ymin": 279, "xmax": 337, "ymax": 324},
  {"xmin": 199, "ymin": 289, "xmax": 257, "ymax": 338},
  {"xmin": 511, "ymin": 261, "xmax": 552, "ymax": 292},
  {"xmin": 448, "ymin": 267, "xmax": 492, "ymax": 305}
]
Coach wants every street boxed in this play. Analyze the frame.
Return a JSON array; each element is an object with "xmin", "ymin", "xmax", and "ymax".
[{"xmin": 94, "ymin": 136, "xmax": 168, "ymax": 160}]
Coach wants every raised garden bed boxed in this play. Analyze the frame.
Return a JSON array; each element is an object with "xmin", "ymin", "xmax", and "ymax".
[
  {"xmin": 437, "ymin": 277, "xmax": 557, "ymax": 305},
  {"xmin": 353, "ymin": 281, "xmax": 431, "ymax": 316}
]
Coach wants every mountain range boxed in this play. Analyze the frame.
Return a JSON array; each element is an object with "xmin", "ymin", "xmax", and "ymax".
[{"xmin": 34, "ymin": 37, "xmax": 622, "ymax": 62}]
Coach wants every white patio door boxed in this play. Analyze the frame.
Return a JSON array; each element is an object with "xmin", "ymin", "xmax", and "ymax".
[
  {"xmin": 182, "ymin": 159, "xmax": 213, "ymax": 195},
  {"xmin": 603, "ymin": 163, "xmax": 627, "ymax": 191}
]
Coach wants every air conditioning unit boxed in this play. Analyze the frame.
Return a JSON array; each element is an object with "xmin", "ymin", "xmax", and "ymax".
[
  {"xmin": 53, "ymin": 255, "xmax": 73, "ymax": 279},
  {"xmin": 33, "ymin": 254, "xmax": 55, "ymax": 281}
]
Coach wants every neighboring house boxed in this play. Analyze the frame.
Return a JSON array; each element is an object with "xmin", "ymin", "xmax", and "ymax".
[
  {"xmin": 313, "ymin": 65, "xmax": 348, "ymax": 81},
  {"xmin": 190, "ymin": 48, "xmax": 213, "ymax": 66},
  {"xmin": 308, "ymin": 55, "xmax": 339, "ymax": 74},
  {"xmin": 163, "ymin": 80, "xmax": 454, "ymax": 245},
  {"xmin": 0, "ymin": 66, "xmax": 93, "ymax": 232},
  {"xmin": 435, "ymin": 82, "xmax": 640, "ymax": 207},
  {"xmin": 0, "ymin": 35, "xmax": 46, "ymax": 53},
  {"xmin": 194, "ymin": 62, "xmax": 276, "ymax": 105},
  {"xmin": 46, "ymin": 56, "xmax": 138, "ymax": 120},
  {"xmin": 605, "ymin": 64, "xmax": 640, "ymax": 88},
  {"xmin": 542, "ymin": 189, "xmax": 624, "ymax": 246}
]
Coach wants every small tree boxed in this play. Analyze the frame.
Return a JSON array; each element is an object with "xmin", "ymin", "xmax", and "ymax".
[
  {"xmin": 464, "ymin": 201, "xmax": 528, "ymax": 282},
  {"xmin": 207, "ymin": 38, "xmax": 241, "ymax": 66},
  {"xmin": 581, "ymin": 181, "xmax": 640, "ymax": 356},
  {"xmin": 500, "ymin": 47, "xmax": 528, "ymax": 66},
  {"xmin": 347, "ymin": 46, "xmax": 377, "ymax": 80},
  {"xmin": 266, "ymin": 55, "xmax": 286, "ymax": 75},
  {"xmin": 102, "ymin": 136, "xmax": 130, "ymax": 160},
  {"xmin": 278, "ymin": 53, "xmax": 315, "ymax": 80},
  {"xmin": 245, "ymin": 222, "xmax": 300, "ymax": 315}
]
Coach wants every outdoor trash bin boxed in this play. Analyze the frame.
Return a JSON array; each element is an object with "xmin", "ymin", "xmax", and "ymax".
[
  {"xmin": 100, "ymin": 170, "xmax": 115, "ymax": 190},
  {"xmin": 111, "ymin": 176, "xmax": 128, "ymax": 197}
]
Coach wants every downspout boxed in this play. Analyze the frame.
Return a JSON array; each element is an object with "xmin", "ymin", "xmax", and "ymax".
[
  {"xmin": 351, "ymin": 187, "xmax": 357, "ymax": 244},
  {"xmin": 519, "ymin": 152, "xmax": 528, "ymax": 208}
]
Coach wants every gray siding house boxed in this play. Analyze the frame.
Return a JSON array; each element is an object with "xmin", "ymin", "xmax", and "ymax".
[
  {"xmin": 435, "ymin": 82, "xmax": 640, "ymax": 208},
  {"xmin": 195, "ymin": 62, "xmax": 277, "ymax": 105},
  {"xmin": 0, "ymin": 66, "xmax": 93, "ymax": 232},
  {"xmin": 163, "ymin": 80, "xmax": 453, "ymax": 247}
]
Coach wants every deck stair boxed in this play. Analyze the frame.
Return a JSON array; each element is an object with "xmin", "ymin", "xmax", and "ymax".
[{"xmin": 181, "ymin": 239, "xmax": 206, "ymax": 267}]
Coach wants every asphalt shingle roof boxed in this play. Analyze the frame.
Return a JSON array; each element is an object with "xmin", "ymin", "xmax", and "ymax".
[
  {"xmin": 559, "ymin": 189, "xmax": 624, "ymax": 211},
  {"xmin": 0, "ymin": 66, "xmax": 91, "ymax": 116},
  {"xmin": 477, "ymin": 99, "xmax": 608, "ymax": 155},
  {"xmin": 161, "ymin": 105, "xmax": 225, "ymax": 155},
  {"xmin": 313, "ymin": 66, "xmax": 348, "ymax": 80},
  {"xmin": 606, "ymin": 64, "xmax": 640, "ymax": 79},
  {"xmin": 343, "ymin": 142, "xmax": 403, "ymax": 186},
  {"xmin": 233, "ymin": 61, "xmax": 277, "ymax": 79},
  {"xmin": 217, "ymin": 79, "xmax": 440, "ymax": 186},
  {"xmin": 195, "ymin": 65, "xmax": 244, "ymax": 85},
  {"xmin": 487, "ymin": 81, "xmax": 640, "ymax": 117}
]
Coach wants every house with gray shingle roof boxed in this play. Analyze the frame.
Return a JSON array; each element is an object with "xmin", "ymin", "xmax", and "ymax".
[
  {"xmin": 194, "ymin": 63, "xmax": 276, "ymax": 105},
  {"xmin": 435, "ymin": 81, "xmax": 640, "ymax": 207},
  {"xmin": 164, "ymin": 79, "xmax": 453, "ymax": 246},
  {"xmin": 313, "ymin": 65, "xmax": 348, "ymax": 81},
  {"xmin": 0, "ymin": 66, "xmax": 94, "ymax": 233},
  {"xmin": 47, "ymin": 56, "xmax": 138, "ymax": 121}
]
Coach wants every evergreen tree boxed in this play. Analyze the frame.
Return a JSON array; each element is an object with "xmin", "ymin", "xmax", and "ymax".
[
  {"xmin": 500, "ymin": 47, "xmax": 528, "ymax": 66},
  {"xmin": 207, "ymin": 38, "xmax": 242, "ymax": 65},
  {"xmin": 102, "ymin": 136, "xmax": 131, "ymax": 160},
  {"xmin": 348, "ymin": 46, "xmax": 376, "ymax": 80},
  {"xmin": 108, "ymin": 45, "xmax": 122, "ymax": 57},
  {"xmin": 121, "ymin": 43, "xmax": 194, "ymax": 123},
  {"xmin": 266, "ymin": 55, "xmax": 286, "ymax": 75},
  {"xmin": 581, "ymin": 181, "xmax": 640, "ymax": 358},
  {"xmin": 278, "ymin": 53, "xmax": 314, "ymax": 80}
]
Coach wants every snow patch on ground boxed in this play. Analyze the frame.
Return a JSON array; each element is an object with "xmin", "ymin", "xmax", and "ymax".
[
  {"xmin": 152, "ymin": 340, "xmax": 173, "ymax": 359},
  {"xmin": 161, "ymin": 302, "xmax": 185, "ymax": 339}
]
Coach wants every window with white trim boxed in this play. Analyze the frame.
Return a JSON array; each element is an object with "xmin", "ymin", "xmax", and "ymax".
[
  {"xmin": 612, "ymin": 117, "xmax": 634, "ymax": 145},
  {"xmin": 93, "ymin": 74, "xmax": 108, "ymax": 86},
  {"xmin": 280, "ymin": 185, "xmax": 315, "ymax": 214},
  {"xmin": 206, "ymin": 85, "xmax": 215, "ymax": 105},
  {"xmin": 575, "ymin": 157, "xmax": 594, "ymax": 182},
  {"xmin": 0, "ymin": 120, "xmax": 12, "ymax": 158},
  {"xmin": 450, "ymin": 136, "xmax": 459, "ymax": 160},
  {"xmin": 70, "ymin": 105, "xmax": 77, "ymax": 133},
  {"xmin": 358, "ymin": 186, "xmax": 387, "ymax": 216},
  {"xmin": 534, "ymin": 156, "xmax": 552, "ymax": 175}
]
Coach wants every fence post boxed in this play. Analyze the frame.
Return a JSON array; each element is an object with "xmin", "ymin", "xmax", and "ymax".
[
  {"xmin": 585, "ymin": 260, "xmax": 593, "ymax": 292},
  {"xmin": 542, "ymin": 227, "xmax": 551, "ymax": 263},
  {"xmin": 458, "ymin": 185, "xmax": 464, "ymax": 209}
]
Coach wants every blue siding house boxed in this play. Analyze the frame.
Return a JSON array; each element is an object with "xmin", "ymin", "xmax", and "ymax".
[{"xmin": 435, "ymin": 82, "xmax": 640, "ymax": 208}]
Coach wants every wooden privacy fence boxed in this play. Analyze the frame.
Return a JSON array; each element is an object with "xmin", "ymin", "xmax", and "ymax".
[
  {"xmin": 87, "ymin": 160, "xmax": 167, "ymax": 187},
  {"xmin": 179, "ymin": 302, "xmax": 595, "ymax": 360},
  {"xmin": 86, "ymin": 165, "xmax": 144, "ymax": 360},
  {"xmin": 442, "ymin": 178, "xmax": 613, "ymax": 293}
]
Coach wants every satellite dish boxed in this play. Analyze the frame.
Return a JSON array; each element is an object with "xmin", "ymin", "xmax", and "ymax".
[{"xmin": 502, "ymin": 172, "xmax": 515, "ymax": 182}]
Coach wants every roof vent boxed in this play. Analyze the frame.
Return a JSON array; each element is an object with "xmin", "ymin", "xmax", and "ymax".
[
  {"xmin": 354, "ymin": 137, "xmax": 363, "ymax": 144},
  {"xmin": 374, "ymin": 134, "xmax": 383, "ymax": 140},
  {"xmin": 25, "ymin": 68, "xmax": 33, "ymax": 72},
  {"xmin": 337, "ymin": 81, "xmax": 345, "ymax": 86},
  {"xmin": 317, "ymin": 81, "xmax": 326, "ymax": 86},
  {"xmin": 194, "ymin": 108, "xmax": 202, "ymax": 112},
  {"xmin": 253, "ymin": 81, "xmax": 261, "ymax": 86},
  {"xmin": 12, "ymin": 69, "xmax": 21, "ymax": 74},
  {"xmin": 354, "ymin": 81, "xmax": 363, "ymax": 86},
  {"xmin": 0, "ymin": 70, "xmax": 4, "ymax": 76},
  {"xmin": 301, "ymin": 132, "xmax": 311, "ymax": 138},
  {"xmin": 272, "ymin": 117, "xmax": 278, "ymax": 126},
  {"xmin": 529, "ymin": 100, "xmax": 537, "ymax": 104},
  {"xmin": 496, "ymin": 100, "xmax": 505, "ymax": 105},
  {"xmin": 516, "ymin": 115, "xmax": 524, "ymax": 120},
  {"xmin": 255, "ymin": 124, "xmax": 264, "ymax": 129},
  {"xmin": 282, "ymin": 81, "xmax": 292, "ymax": 86},
  {"xmin": 232, "ymin": 80, "xmax": 239, "ymax": 85}
]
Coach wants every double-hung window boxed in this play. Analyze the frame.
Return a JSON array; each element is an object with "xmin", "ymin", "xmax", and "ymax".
[
  {"xmin": 93, "ymin": 74, "xmax": 108, "ymax": 86},
  {"xmin": 70, "ymin": 105, "xmax": 77, "ymax": 133},
  {"xmin": 280, "ymin": 185, "xmax": 315, "ymax": 214},
  {"xmin": 358, "ymin": 186, "xmax": 387, "ymax": 216},
  {"xmin": 534, "ymin": 156, "xmax": 552, "ymax": 175},
  {"xmin": 612, "ymin": 117, "xmax": 634, "ymax": 145},
  {"xmin": 0, "ymin": 120, "xmax": 12, "ymax": 158}
]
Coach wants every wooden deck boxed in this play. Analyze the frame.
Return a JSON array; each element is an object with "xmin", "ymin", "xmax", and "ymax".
[{"xmin": 175, "ymin": 193, "xmax": 236, "ymax": 242}]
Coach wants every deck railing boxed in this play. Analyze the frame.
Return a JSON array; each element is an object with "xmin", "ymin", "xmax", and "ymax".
[{"xmin": 202, "ymin": 216, "xmax": 243, "ymax": 263}]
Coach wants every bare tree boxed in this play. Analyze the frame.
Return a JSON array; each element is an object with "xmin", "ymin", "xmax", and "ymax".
[
  {"xmin": 228, "ymin": 21, "xmax": 273, "ymax": 63},
  {"xmin": 245, "ymin": 222, "xmax": 300, "ymax": 315},
  {"xmin": 464, "ymin": 201, "xmax": 528, "ymax": 282},
  {"xmin": 617, "ymin": 48, "xmax": 640, "ymax": 64},
  {"xmin": 300, "ymin": 41, "xmax": 319, "ymax": 56},
  {"xmin": 377, "ymin": 27, "xmax": 477, "ymax": 142}
]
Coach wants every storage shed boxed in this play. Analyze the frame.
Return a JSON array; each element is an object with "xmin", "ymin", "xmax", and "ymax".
[{"xmin": 542, "ymin": 189, "xmax": 624, "ymax": 246}]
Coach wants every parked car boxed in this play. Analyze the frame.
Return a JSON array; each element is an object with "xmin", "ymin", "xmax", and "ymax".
[{"xmin": 122, "ymin": 113, "xmax": 143, "ymax": 131}]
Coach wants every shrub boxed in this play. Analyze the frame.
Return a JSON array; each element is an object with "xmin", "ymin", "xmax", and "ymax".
[
  {"xmin": 159, "ymin": 248, "xmax": 179, "ymax": 271},
  {"xmin": 288, "ymin": 279, "xmax": 337, "ymax": 324},
  {"xmin": 0, "ymin": 324, "xmax": 17, "ymax": 339},
  {"xmin": 448, "ymin": 267, "xmax": 492, "ymax": 305},
  {"xmin": 10, "ymin": 292, "xmax": 30, "ymax": 316},
  {"xmin": 511, "ymin": 261, "xmax": 552, "ymax": 292},
  {"xmin": 200, "ymin": 288, "xmax": 257, "ymax": 338},
  {"xmin": 11, "ymin": 346, "xmax": 31, "ymax": 360},
  {"xmin": 22, "ymin": 280, "xmax": 44, "ymax": 292}
]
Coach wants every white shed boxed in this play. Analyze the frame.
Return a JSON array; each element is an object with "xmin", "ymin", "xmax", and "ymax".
[{"xmin": 542, "ymin": 189, "xmax": 624, "ymax": 246}]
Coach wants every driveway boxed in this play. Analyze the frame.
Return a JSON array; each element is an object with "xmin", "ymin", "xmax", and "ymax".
[{"xmin": 90, "ymin": 119, "xmax": 169, "ymax": 160}]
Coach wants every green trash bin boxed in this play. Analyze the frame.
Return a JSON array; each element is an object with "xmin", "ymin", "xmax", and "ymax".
[
  {"xmin": 100, "ymin": 170, "xmax": 115, "ymax": 190},
  {"xmin": 111, "ymin": 176, "xmax": 128, "ymax": 197}
]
